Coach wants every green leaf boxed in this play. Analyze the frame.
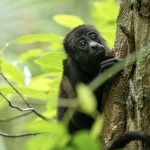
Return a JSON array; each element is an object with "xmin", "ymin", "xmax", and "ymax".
[
  {"xmin": 76, "ymin": 84, "xmax": 97, "ymax": 115},
  {"xmin": 28, "ymin": 73, "xmax": 62, "ymax": 102},
  {"xmin": 91, "ymin": 1, "xmax": 119, "ymax": 22},
  {"xmin": 35, "ymin": 52, "xmax": 66, "ymax": 71},
  {"xmin": 16, "ymin": 34, "xmax": 63, "ymax": 44},
  {"xmin": 47, "ymin": 77, "xmax": 62, "ymax": 102},
  {"xmin": 1, "ymin": 60, "xmax": 24, "ymax": 86},
  {"xmin": 49, "ymin": 41, "xmax": 63, "ymax": 51},
  {"xmin": 28, "ymin": 75, "xmax": 60, "ymax": 92},
  {"xmin": 91, "ymin": 115, "xmax": 104, "ymax": 138},
  {"xmin": 0, "ymin": 97, "xmax": 5, "ymax": 109},
  {"xmin": 26, "ymin": 121, "xmax": 70, "ymax": 150},
  {"xmin": 0, "ymin": 86, "xmax": 47, "ymax": 100},
  {"xmin": 19, "ymin": 49, "xmax": 42, "ymax": 61},
  {"xmin": 73, "ymin": 131, "xmax": 99, "ymax": 150},
  {"xmin": 53, "ymin": 14, "xmax": 85, "ymax": 29}
]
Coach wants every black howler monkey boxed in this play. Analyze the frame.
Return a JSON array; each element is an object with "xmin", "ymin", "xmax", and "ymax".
[
  {"xmin": 57, "ymin": 25, "xmax": 117, "ymax": 132},
  {"xmin": 57, "ymin": 25, "xmax": 150, "ymax": 149}
]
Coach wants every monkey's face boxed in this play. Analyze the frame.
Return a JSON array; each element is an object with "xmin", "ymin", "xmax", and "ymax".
[
  {"xmin": 63, "ymin": 25, "xmax": 108, "ymax": 69},
  {"xmin": 72, "ymin": 31, "xmax": 106, "ymax": 65}
]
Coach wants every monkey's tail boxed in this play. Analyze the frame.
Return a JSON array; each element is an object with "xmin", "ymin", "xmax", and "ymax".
[{"xmin": 108, "ymin": 132, "xmax": 150, "ymax": 150}]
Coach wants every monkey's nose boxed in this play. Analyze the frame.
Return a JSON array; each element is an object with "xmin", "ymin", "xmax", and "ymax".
[
  {"xmin": 90, "ymin": 41, "xmax": 99, "ymax": 50},
  {"xmin": 92, "ymin": 44, "xmax": 99, "ymax": 50}
]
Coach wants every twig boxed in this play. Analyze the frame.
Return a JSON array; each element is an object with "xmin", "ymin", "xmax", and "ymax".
[
  {"xmin": 0, "ymin": 93, "xmax": 33, "ymax": 111},
  {"xmin": 0, "ymin": 112, "xmax": 32, "ymax": 122},
  {"xmin": 0, "ymin": 73, "xmax": 32, "ymax": 107},
  {"xmin": 0, "ymin": 132, "xmax": 42, "ymax": 138},
  {"xmin": 0, "ymin": 73, "xmax": 51, "ymax": 122}
]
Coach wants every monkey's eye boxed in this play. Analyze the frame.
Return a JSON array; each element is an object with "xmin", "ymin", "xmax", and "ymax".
[
  {"xmin": 89, "ymin": 33, "xmax": 98, "ymax": 41},
  {"xmin": 79, "ymin": 40, "xmax": 87, "ymax": 49}
]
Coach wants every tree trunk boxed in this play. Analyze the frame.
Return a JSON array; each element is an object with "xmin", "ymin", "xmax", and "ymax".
[{"xmin": 102, "ymin": 0, "xmax": 150, "ymax": 149}]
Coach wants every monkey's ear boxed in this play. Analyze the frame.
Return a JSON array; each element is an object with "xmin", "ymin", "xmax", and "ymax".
[{"xmin": 63, "ymin": 40, "xmax": 71, "ymax": 54}]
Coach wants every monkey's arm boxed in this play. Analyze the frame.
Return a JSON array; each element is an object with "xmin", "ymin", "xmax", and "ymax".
[
  {"xmin": 57, "ymin": 75, "xmax": 76, "ymax": 120},
  {"xmin": 108, "ymin": 132, "xmax": 150, "ymax": 150}
]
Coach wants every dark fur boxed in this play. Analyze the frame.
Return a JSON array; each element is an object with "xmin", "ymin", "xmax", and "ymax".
[{"xmin": 57, "ymin": 25, "xmax": 117, "ymax": 133}]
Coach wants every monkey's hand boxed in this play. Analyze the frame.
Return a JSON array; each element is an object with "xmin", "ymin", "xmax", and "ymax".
[
  {"xmin": 100, "ymin": 58, "xmax": 120, "ymax": 72},
  {"xmin": 99, "ymin": 58, "xmax": 122, "ymax": 90}
]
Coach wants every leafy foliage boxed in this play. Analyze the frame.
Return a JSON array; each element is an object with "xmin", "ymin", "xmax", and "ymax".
[
  {"xmin": 77, "ymin": 83, "xmax": 97, "ymax": 115},
  {"xmin": 35, "ymin": 52, "xmax": 66, "ymax": 71},
  {"xmin": 53, "ymin": 15, "xmax": 85, "ymax": 29},
  {"xmin": 0, "ymin": 0, "xmax": 119, "ymax": 150},
  {"xmin": 90, "ymin": 0, "xmax": 119, "ymax": 47}
]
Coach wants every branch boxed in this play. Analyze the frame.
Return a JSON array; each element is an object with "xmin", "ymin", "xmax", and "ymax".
[
  {"xmin": 0, "ymin": 73, "xmax": 31, "ymax": 107},
  {"xmin": 0, "ymin": 73, "xmax": 52, "ymax": 122},
  {"xmin": 0, "ymin": 93, "xmax": 33, "ymax": 111},
  {"xmin": 0, "ymin": 112, "xmax": 32, "ymax": 122},
  {"xmin": 0, "ymin": 132, "xmax": 42, "ymax": 138}
]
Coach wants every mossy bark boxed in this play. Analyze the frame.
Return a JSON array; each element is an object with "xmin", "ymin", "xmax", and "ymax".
[{"xmin": 102, "ymin": 0, "xmax": 150, "ymax": 149}]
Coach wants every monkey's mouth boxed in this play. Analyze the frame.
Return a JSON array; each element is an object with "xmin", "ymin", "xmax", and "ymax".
[{"xmin": 93, "ymin": 49, "xmax": 105, "ymax": 57}]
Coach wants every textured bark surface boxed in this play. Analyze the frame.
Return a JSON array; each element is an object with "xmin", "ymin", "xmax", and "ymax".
[
  {"xmin": 102, "ymin": 0, "xmax": 150, "ymax": 149},
  {"xmin": 132, "ymin": 0, "xmax": 150, "ymax": 149}
]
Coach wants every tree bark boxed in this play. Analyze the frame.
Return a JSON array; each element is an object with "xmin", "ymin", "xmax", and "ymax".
[{"xmin": 102, "ymin": 0, "xmax": 150, "ymax": 149}]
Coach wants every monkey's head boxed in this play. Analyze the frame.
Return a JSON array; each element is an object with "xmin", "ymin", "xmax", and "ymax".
[{"xmin": 63, "ymin": 25, "xmax": 109, "ymax": 67}]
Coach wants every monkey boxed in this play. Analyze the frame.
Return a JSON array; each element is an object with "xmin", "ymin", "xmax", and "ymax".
[
  {"xmin": 57, "ymin": 25, "xmax": 119, "ymax": 133},
  {"xmin": 57, "ymin": 25, "xmax": 150, "ymax": 149}
]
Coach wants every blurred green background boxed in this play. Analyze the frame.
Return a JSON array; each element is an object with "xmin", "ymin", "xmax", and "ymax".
[{"xmin": 0, "ymin": 0, "xmax": 119, "ymax": 149}]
